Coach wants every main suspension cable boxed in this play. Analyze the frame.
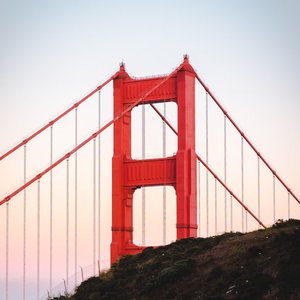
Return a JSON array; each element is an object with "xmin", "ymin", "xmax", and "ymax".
[
  {"xmin": 0, "ymin": 62, "xmax": 187, "ymax": 206},
  {"xmin": 0, "ymin": 76, "xmax": 114, "ymax": 162},
  {"xmin": 199, "ymin": 156, "xmax": 265, "ymax": 228},
  {"xmin": 148, "ymin": 103, "xmax": 266, "ymax": 229},
  {"xmin": 195, "ymin": 73, "xmax": 300, "ymax": 206}
]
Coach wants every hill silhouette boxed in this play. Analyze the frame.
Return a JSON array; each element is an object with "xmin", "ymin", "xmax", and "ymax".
[{"xmin": 52, "ymin": 219, "xmax": 300, "ymax": 300}]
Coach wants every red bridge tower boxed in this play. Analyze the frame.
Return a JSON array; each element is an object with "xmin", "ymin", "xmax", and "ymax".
[{"xmin": 111, "ymin": 56, "xmax": 197, "ymax": 264}]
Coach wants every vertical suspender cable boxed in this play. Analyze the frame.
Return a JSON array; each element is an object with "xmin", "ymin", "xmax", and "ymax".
[
  {"xmin": 5, "ymin": 202, "xmax": 9, "ymax": 300},
  {"xmin": 215, "ymin": 178, "xmax": 217, "ymax": 235},
  {"xmin": 66, "ymin": 159, "xmax": 69, "ymax": 289},
  {"xmin": 163, "ymin": 102, "xmax": 167, "ymax": 245},
  {"xmin": 23, "ymin": 144, "xmax": 27, "ymax": 300},
  {"xmin": 224, "ymin": 115, "xmax": 227, "ymax": 232},
  {"xmin": 63, "ymin": 279, "xmax": 67, "ymax": 297},
  {"xmin": 241, "ymin": 136, "xmax": 245, "ymax": 232},
  {"xmin": 230, "ymin": 194, "xmax": 233, "ymax": 229},
  {"xmin": 244, "ymin": 156, "xmax": 247, "ymax": 230},
  {"xmin": 142, "ymin": 105, "xmax": 146, "ymax": 245},
  {"xmin": 74, "ymin": 108, "xmax": 78, "ymax": 286},
  {"xmin": 273, "ymin": 174, "xmax": 276, "ymax": 223},
  {"xmin": 37, "ymin": 180, "xmax": 40, "ymax": 300},
  {"xmin": 230, "ymin": 192, "xmax": 233, "ymax": 231},
  {"xmin": 198, "ymin": 160, "xmax": 201, "ymax": 237},
  {"xmin": 50, "ymin": 125, "xmax": 53, "ymax": 295},
  {"xmin": 257, "ymin": 156, "xmax": 261, "ymax": 228},
  {"xmin": 98, "ymin": 91, "xmax": 101, "ymax": 267},
  {"xmin": 80, "ymin": 266, "xmax": 84, "ymax": 282},
  {"xmin": 206, "ymin": 92, "xmax": 209, "ymax": 237},
  {"xmin": 97, "ymin": 261, "xmax": 101, "ymax": 277},
  {"xmin": 288, "ymin": 192, "xmax": 290, "ymax": 219},
  {"xmin": 93, "ymin": 138, "xmax": 96, "ymax": 275}
]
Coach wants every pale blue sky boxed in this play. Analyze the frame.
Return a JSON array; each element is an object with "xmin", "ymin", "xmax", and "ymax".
[
  {"xmin": 1, "ymin": 0, "xmax": 300, "ymax": 149},
  {"xmin": 0, "ymin": 1, "xmax": 300, "ymax": 298},
  {"xmin": 1, "ymin": 0, "xmax": 299, "ymax": 191}
]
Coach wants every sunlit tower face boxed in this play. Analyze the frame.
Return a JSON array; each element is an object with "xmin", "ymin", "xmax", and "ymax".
[{"xmin": 111, "ymin": 57, "xmax": 198, "ymax": 264}]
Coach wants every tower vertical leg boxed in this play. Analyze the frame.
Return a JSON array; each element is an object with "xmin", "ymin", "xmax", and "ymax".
[
  {"xmin": 176, "ymin": 64, "xmax": 197, "ymax": 238},
  {"xmin": 111, "ymin": 66, "xmax": 134, "ymax": 264}
]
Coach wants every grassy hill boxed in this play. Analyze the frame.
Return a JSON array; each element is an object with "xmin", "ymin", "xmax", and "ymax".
[{"xmin": 52, "ymin": 219, "xmax": 300, "ymax": 299}]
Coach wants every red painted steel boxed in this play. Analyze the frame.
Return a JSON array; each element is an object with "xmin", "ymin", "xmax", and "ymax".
[
  {"xmin": 197, "ymin": 155, "xmax": 266, "ymax": 229},
  {"xmin": 0, "ymin": 65, "xmax": 182, "ymax": 207},
  {"xmin": 124, "ymin": 157, "xmax": 176, "ymax": 187},
  {"xmin": 123, "ymin": 76, "xmax": 177, "ymax": 105},
  {"xmin": 111, "ymin": 56, "xmax": 198, "ymax": 264},
  {"xmin": 2, "ymin": 57, "xmax": 294, "ymax": 269},
  {"xmin": 149, "ymin": 103, "xmax": 266, "ymax": 228},
  {"xmin": 0, "ymin": 76, "xmax": 114, "ymax": 161},
  {"xmin": 195, "ymin": 73, "xmax": 300, "ymax": 205}
]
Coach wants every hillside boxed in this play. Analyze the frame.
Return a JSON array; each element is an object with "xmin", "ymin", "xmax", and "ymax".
[{"xmin": 53, "ymin": 219, "xmax": 300, "ymax": 300}]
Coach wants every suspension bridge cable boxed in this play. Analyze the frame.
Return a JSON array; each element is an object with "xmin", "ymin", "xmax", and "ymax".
[
  {"xmin": 0, "ymin": 77, "xmax": 114, "ymax": 162},
  {"xmin": 198, "ymin": 156, "xmax": 266, "ymax": 228},
  {"xmin": 230, "ymin": 194, "xmax": 233, "ymax": 229},
  {"xmin": 147, "ymin": 105, "xmax": 266, "ymax": 229},
  {"xmin": 224, "ymin": 115, "xmax": 228, "ymax": 232},
  {"xmin": 74, "ymin": 108, "xmax": 78, "ymax": 286},
  {"xmin": 215, "ymin": 178, "xmax": 217, "ymax": 235},
  {"xmin": 50, "ymin": 125, "xmax": 53, "ymax": 296},
  {"xmin": 198, "ymin": 160, "xmax": 201, "ymax": 237},
  {"xmin": 0, "ymin": 81, "xmax": 268, "ymax": 279},
  {"xmin": 163, "ymin": 101, "xmax": 167, "ymax": 245},
  {"xmin": 37, "ymin": 180, "xmax": 40, "ymax": 300},
  {"xmin": 23, "ymin": 144, "xmax": 27, "ymax": 300},
  {"xmin": 5, "ymin": 202, "xmax": 9, "ymax": 300},
  {"xmin": 93, "ymin": 138, "xmax": 96, "ymax": 275},
  {"xmin": 0, "ymin": 62, "xmax": 184, "ymax": 207},
  {"xmin": 231, "ymin": 193, "xmax": 233, "ymax": 231},
  {"xmin": 195, "ymin": 73, "xmax": 300, "ymax": 207},
  {"xmin": 257, "ymin": 156, "xmax": 261, "ymax": 229},
  {"xmin": 206, "ymin": 92, "xmax": 209, "ymax": 237},
  {"xmin": 98, "ymin": 91, "xmax": 101, "ymax": 266},
  {"xmin": 241, "ymin": 136, "xmax": 245, "ymax": 232},
  {"xmin": 142, "ymin": 104, "xmax": 146, "ymax": 245},
  {"xmin": 66, "ymin": 159, "xmax": 70, "ymax": 289},
  {"xmin": 288, "ymin": 192, "xmax": 290, "ymax": 219},
  {"xmin": 273, "ymin": 174, "xmax": 276, "ymax": 223}
]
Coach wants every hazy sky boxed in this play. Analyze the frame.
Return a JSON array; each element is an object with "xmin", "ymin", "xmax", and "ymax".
[
  {"xmin": 1, "ymin": 0, "xmax": 300, "ymax": 174},
  {"xmin": 0, "ymin": 0, "xmax": 300, "ymax": 298}
]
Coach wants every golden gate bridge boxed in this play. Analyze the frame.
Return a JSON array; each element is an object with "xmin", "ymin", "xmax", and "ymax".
[{"xmin": 0, "ymin": 56, "xmax": 299, "ymax": 299}]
